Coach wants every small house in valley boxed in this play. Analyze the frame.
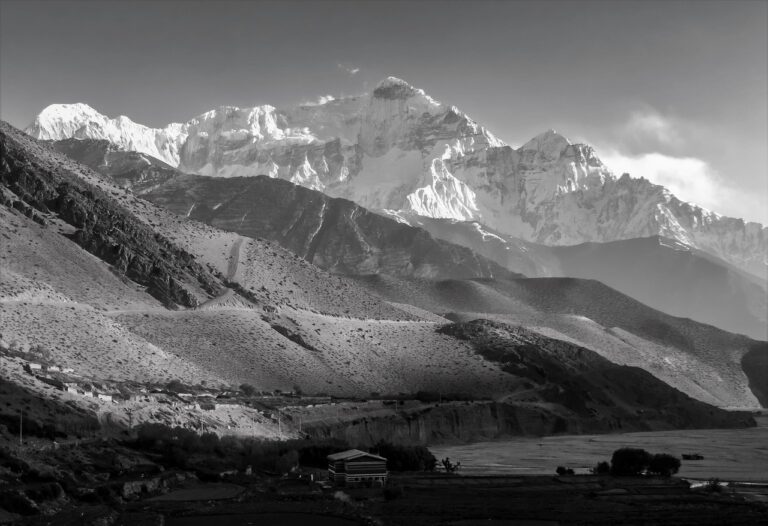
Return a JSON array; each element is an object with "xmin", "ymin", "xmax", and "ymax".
[{"xmin": 327, "ymin": 449, "xmax": 387, "ymax": 487}]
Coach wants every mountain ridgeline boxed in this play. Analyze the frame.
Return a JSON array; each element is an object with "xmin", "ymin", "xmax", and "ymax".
[
  {"xmin": 49, "ymin": 137, "xmax": 767, "ymax": 340},
  {"xmin": 49, "ymin": 138, "xmax": 522, "ymax": 280},
  {"xmin": 143, "ymin": 174, "xmax": 523, "ymax": 280},
  {"xmin": 28, "ymin": 77, "xmax": 767, "ymax": 280}
]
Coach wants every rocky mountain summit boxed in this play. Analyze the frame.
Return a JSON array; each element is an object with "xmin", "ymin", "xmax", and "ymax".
[{"xmin": 27, "ymin": 77, "xmax": 766, "ymax": 278}]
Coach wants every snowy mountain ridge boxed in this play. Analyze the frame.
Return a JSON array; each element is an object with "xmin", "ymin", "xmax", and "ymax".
[{"xmin": 26, "ymin": 77, "xmax": 767, "ymax": 278}]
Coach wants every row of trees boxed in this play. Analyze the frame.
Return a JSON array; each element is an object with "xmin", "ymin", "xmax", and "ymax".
[
  {"xmin": 130, "ymin": 423, "xmax": 437, "ymax": 475},
  {"xmin": 591, "ymin": 448, "xmax": 681, "ymax": 477}
]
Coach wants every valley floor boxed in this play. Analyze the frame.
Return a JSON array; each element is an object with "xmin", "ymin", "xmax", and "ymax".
[{"xmin": 431, "ymin": 414, "xmax": 768, "ymax": 482}]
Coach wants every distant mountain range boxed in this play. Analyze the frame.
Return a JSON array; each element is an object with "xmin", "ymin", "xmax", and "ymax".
[
  {"xmin": 27, "ymin": 77, "xmax": 766, "ymax": 280},
  {"xmin": 410, "ymin": 217, "xmax": 768, "ymax": 340},
  {"xmin": 47, "ymin": 137, "xmax": 767, "ymax": 340}
]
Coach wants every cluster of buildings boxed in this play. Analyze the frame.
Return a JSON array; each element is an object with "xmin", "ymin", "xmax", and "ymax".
[
  {"xmin": 21, "ymin": 360, "xmax": 119, "ymax": 402},
  {"xmin": 23, "ymin": 362, "xmax": 74, "ymax": 374}
]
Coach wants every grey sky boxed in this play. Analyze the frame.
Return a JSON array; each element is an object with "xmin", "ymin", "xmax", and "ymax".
[{"xmin": 1, "ymin": 0, "xmax": 766, "ymax": 223}]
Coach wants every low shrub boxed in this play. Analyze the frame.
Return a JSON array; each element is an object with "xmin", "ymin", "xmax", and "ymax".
[
  {"xmin": 383, "ymin": 485, "xmax": 404, "ymax": 500},
  {"xmin": 372, "ymin": 441, "xmax": 436, "ymax": 471}
]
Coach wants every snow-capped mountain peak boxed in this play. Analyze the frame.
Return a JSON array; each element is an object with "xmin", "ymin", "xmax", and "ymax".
[
  {"xmin": 25, "ymin": 77, "xmax": 766, "ymax": 278},
  {"xmin": 28, "ymin": 103, "xmax": 187, "ymax": 166},
  {"xmin": 521, "ymin": 128, "xmax": 571, "ymax": 158}
]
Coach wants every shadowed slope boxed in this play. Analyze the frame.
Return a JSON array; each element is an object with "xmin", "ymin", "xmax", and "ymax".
[{"xmin": 438, "ymin": 319, "xmax": 753, "ymax": 431}]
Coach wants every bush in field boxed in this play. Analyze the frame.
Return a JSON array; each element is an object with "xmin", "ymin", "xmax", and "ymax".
[
  {"xmin": 556, "ymin": 466, "xmax": 574, "ymax": 476},
  {"xmin": 372, "ymin": 440, "xmax": 437, "ymax": 471},
  {"xmin": 240, "ymin": 383, "xmax": 256, "ymax": 396},
  {"xmin": 296, "ymin": 439, "xmax": 350, "ymax": 467},
  {"xmin": 165, "ymin": 380, "xmax": 187, "ymax": 393},
  {"xmin": 610, "ymin": 448, "xmax": 652, "ymax": 476},
  {"xmin": 414, "ymin": 391, "xmax": 441, "ymax": 403},
  {"xmin": 592, "ymin": 461, "xmax": 611, "ymax": 475},
  {"xmin": 648, "ymin": 453, "xmax": 681, "ymax": 477},
  {"xmin": 275, "ymin": 450, "xmax": 299, "ymax": 473},
  {"xmin": 704, "ymin": 478, "xmax": 723, "ymax": 493},
  {"xmin": 384, "ymin": 485, "xmax": 404, "ymax": 500}
]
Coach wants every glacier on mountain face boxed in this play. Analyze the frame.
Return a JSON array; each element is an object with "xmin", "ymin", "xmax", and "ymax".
[{"xmin": 26, "ymin": 77, "xmax": 767, "ymax": 279}]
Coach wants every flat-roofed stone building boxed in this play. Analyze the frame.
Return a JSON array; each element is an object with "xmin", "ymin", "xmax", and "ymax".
[{"xmin": 327, "ymin": 449, "xmax": 387, "ymax": 487}]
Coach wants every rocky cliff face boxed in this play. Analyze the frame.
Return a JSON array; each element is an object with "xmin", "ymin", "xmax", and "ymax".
[
  {"xmin": 50, "ymin": 138, "xmax": 179, "ymax": 194},
  {"xmin": 304, "ymin": 397, "xmax": 754, "ymax": 446},
  {"xmin": 0, "ymin": 122, "xmax": 224, "ymax": 308},
  {"xmin": 27, "ymin": 77, "xmax": 766, "ymax": 278}
]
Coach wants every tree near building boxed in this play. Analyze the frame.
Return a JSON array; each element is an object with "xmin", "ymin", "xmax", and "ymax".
[
  {"xmin": 648, "ymin": 453, "xmax": 681, "ymax": 477},
  {"xmin": 610, "ymin": 448, "xmax": 652, "ymax": 476}
]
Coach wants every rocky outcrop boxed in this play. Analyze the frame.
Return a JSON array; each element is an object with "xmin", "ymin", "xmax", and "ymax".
[
  {"xmin": 0, "ymin": 122, "xmax": 224, "ymax": 308},
  {"xmin": 49, "ymin": 138, "xmax": 179, "ymax": 194},
  {"xmin": 27, "ymin": 78, "xmax": 766, "ymax": 278},
  {"xmin": 304, "ymin": 402, "xmax": 597, "ymax": 446}
]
